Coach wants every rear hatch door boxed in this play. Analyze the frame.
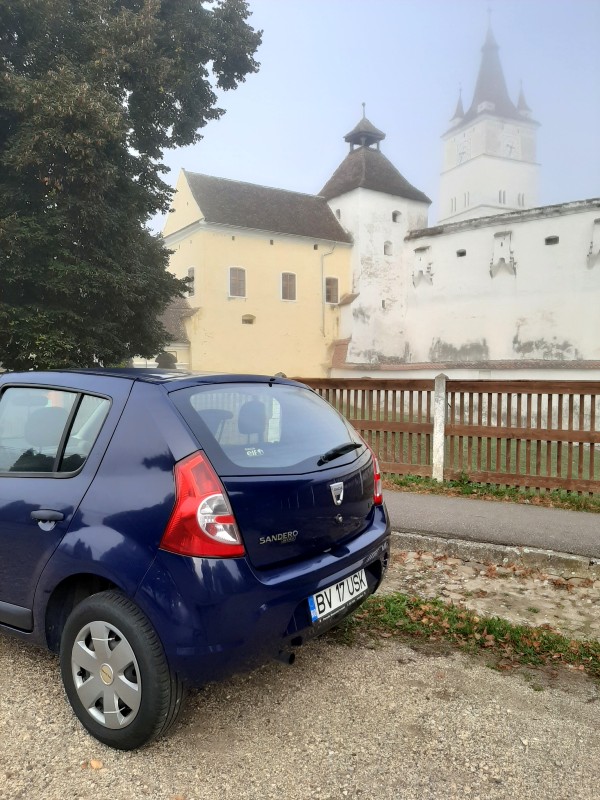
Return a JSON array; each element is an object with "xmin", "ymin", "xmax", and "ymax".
[{"xmin": 169, "ymin": 380, "xmax": 376, "ymax": 569}]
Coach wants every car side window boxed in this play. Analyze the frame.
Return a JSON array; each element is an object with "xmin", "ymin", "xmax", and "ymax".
[
  {"xmin": 59, "ymin": 395, "xmax": 110, "ymax": 472},
  {"xmin": 0, "ymin": 388, "xmax": 110, "ymax": 475}
]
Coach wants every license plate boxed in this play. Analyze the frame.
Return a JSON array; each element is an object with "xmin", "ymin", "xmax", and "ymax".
[{"xmin": 308, "ymin": 569, "xmax": 368, "ymax": 623}]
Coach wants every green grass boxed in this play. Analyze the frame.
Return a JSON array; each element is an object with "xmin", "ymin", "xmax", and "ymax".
[
  {"xmin": 334, "ymin": 593, "xmax": 600, "ymax": 678},
  {"xmin": 387, "ymin": 473, "xmax": 600, "ymax": 512},
  {"xmin": 445, "ymin": 437, "xmax": 600, "ymax": 482}
]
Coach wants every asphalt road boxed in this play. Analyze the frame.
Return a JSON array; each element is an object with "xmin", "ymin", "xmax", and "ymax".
[{"xmin": 383, "ymin": 490, "xmax": 600, "ymax": 559}]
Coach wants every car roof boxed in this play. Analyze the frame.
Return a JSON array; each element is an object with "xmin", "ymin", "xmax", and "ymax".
[{"xmin": 1, "ymin": 368, "xmax": 304, "ymax": 389}]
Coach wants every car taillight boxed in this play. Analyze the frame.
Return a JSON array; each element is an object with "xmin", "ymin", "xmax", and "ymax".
[
  {"xmin": 356, "ymin": 434, "xmax": 384, "ymax": 506},
  {"xmin": 372, "ymin": 452, "xmax": 383, "ymax": 505},
  {"xmin": 160, "ymin": 452, "xmax": 245, "ymax": 558}
]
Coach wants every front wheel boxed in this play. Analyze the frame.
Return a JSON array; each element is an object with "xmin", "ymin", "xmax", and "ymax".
[{"xmin": 59, "ymin": 590, "xmax": 185, "ymax": 750}]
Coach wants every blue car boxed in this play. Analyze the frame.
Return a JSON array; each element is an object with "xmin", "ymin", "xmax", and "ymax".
[{"xmin": 0, "ymin": 369, "xmax": 390, "ymax": 749}]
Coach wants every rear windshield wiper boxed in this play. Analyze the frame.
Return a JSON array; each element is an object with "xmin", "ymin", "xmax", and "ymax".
[{"xmin": 317, "ymin": 442, "xmax": 362, "ymax": 466}]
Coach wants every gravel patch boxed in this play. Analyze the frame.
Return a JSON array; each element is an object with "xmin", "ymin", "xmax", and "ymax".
[{"xmin": 1, "ymin": 630, "xmax": 599, "ymax": 800}]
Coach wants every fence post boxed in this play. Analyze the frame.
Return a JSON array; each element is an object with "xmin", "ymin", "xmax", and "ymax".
[{"xmin": 432, "ymin": 373, "xmax": 448, "ymax": 482}]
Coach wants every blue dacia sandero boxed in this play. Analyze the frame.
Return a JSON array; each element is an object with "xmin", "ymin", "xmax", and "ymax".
[{"xmin": 0, "ymin": 369, "xmax": 390, "ymax": 749}]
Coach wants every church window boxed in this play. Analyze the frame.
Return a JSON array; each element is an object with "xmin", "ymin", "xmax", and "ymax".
[
  {"xmin": 313, "ymin": 244, "xmax": 319, "ymax": 250},
  {"xmin": 463, "ymin": 192, "xmax": 469, "ymax": 208},
  {"xmin": 229, "ymin": 267, "xmax": 246, "ymax": 298},
  {"xmin": 392, "ymin": 211, "xmax": 401, "ymax": 223},
  {"xmin": 241, "ymin": 314, "xmax": 255, "ymax": 325},
  {"xmin": 325, "ymin": 277, "xmax": 339, "ymax": 304},
  {"xmin": 456, "ymin": 249, "xmax": 467, "ymax": 258},
  {"xmin": 498, "ymin": 190, "xmax": 506, "ymax": 204},
  {"xmin": 187, "ymin": 267, "xmax": 195, "ymax": 297},
  {"xmin": 335, "ymin": 209, "xmax": 341, "ymax": 220},
  {"xmin": 384, "ymin": 241, "xmax": 393, "ymax": 256},
  {"xmin": 450, "ymin": 197, "xmax": 457, "ymax": 213},
  {"xmin": 281, "ymin": 272, "xmax": 296, "ymax": 301},
  {"xmin": 545, "ymin": 236, "xmax": 559, "ymax": 246}
]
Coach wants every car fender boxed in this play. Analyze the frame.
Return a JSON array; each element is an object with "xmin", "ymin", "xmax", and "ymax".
[{"xmin": 31, "ymin": 524, "xmax": 158, "ymax": 640}]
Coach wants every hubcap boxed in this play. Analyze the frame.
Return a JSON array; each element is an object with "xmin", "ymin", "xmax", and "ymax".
[{"xmin": 71, "ymin": 621, "xmax": 141, "ymax": 729}]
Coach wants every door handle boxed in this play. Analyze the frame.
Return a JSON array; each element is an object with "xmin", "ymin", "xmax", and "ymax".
[{"xmin": 31, "ymin": 509, "xmax": 65, "ymax": 523}]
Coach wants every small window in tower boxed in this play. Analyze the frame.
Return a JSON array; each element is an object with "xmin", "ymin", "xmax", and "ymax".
[
  {"xmin": 456, "ymin": 249, "xmax": 467, "ymax": 258},
  {"xmin": 281, "ymin": 272, "xmax": 296, "ymax": 301},
  {"xmin": 241, "ymin": 314, "xmax": 255, "ymax": 325},
  {"xmin": 270, "ymin": 239, "xmax": 274, "ymax": 245},
  {"xmin": 384, "ymin": 241, "xmax": 393, "ymax": 256},
  {"xmin": 335, "ymin": 209, "xmax": 341, "ymax": 220},
  {"xmin": 187, "ymin": 266, "xmax": 195, "ymax": 297},
  {"xmin": 545, "ymin": 236, "xmax": 559, "ymax": 246},
  {"xmin": 392, "ymin": 211, "xmax": 401, "ymax": 223},
  {"xmin": 313, "ymin": 244, "xmax": 319, "ymax": 251},
  {"xmin": 325, "ymin": 277, "xmax": 339, "ymax": 304}
]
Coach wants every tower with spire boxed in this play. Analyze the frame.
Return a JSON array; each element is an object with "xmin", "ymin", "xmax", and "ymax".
[{"xmin": 438, "ymin": 22, "xmax": 539, "ymax": 222}]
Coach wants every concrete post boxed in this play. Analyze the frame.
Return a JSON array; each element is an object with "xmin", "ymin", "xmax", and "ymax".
[{"xmin": 432, "ymin": 373, "xmax": 448, "ymax": 482}]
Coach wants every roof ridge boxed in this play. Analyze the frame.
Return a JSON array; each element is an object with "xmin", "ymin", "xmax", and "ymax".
[{"xmin": 183, "ymin": 170, "xmax": 322, "ymax": 201}]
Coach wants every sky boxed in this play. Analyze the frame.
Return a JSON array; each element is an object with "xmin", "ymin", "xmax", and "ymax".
[{"xmin": 150, "ymin": 0, "xmax": 600, "ymax": 232}]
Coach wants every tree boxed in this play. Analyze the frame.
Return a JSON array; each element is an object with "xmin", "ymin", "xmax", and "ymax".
[{"xmin": 0, "ymin": 0, "xmax": 261, "ymax": 369}]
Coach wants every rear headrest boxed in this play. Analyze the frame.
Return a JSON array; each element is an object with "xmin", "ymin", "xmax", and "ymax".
[
  {"xmin": 24, "ymin": 406, "xmax": 69, "ymax": 450},
  {"xmin": 238, "ymin": 400, "xmax": 266, "ymax": 437}
]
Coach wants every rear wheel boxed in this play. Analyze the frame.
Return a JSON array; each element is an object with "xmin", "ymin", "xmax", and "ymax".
[{"xmin": 59, "ymin": 590, "xmax": 185, "ymax": 750}]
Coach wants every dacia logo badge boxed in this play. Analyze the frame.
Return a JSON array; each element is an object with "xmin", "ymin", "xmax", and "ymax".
[{"xmin": 330, "ymin": 481, "xmax": 344, "ymax": 506}]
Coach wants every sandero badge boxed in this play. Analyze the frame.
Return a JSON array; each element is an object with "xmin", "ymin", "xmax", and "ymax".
[{"xmin": 0, "ymin": 368, "xmax": 390, "ymax": 750}]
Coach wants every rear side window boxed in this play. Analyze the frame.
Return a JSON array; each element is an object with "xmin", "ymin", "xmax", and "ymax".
[
  {"xmin": 0, "ymin": 387, "xmax": 110, "ymax": 475},
  {"xmin": 170, "ymin": 383, "xmax": 363, "ymax": 475}
]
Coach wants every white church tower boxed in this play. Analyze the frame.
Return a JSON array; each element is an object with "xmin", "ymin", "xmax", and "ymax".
[{"xmin": 438, "ymin": 25, "xmax": 539, "ymax": 222}]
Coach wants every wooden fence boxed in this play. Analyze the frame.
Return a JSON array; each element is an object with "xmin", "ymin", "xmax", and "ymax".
[{"xmin": 300, "ymin": 377, "xmax": 600, "ymax": 495}]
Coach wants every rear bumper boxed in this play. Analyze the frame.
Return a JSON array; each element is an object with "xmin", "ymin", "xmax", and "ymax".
[{"xmin": 134, "ymin": 505, "xmax": 390, "ymax": 685}]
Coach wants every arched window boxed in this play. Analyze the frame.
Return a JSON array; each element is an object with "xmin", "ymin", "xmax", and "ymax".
[
  {"xmin": 392, "ymin": 211, "xmax": 401, "ymax": 223},
  {"xmin": 384, "ymin": 241, "xmax": 393, "ymax": 256}
]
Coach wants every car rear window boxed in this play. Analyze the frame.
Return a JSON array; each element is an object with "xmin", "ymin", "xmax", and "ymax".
[{"xmin": 170, "ymin": 383, "xmax": 364, "ymax": 474}]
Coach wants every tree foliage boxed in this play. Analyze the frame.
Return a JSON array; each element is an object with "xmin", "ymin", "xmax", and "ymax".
[{"xmin": 0, "ymin": 0, "xmax": 261, "ymax": 369}]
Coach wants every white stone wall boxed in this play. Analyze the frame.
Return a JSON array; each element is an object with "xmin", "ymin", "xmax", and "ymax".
[{"xmin": 340, "ymin": 201, "xmax": 600, "ymax": 368}]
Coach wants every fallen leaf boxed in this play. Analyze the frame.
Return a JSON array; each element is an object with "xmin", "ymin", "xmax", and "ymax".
[{"xmin": 90, "ymin": 759, "xmax": 103, "ymax": 770}]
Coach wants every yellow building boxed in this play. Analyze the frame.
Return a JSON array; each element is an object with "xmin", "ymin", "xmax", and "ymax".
[{"xmin": 160, "ymin": 169, "xmax": 353, "ymax": 377}]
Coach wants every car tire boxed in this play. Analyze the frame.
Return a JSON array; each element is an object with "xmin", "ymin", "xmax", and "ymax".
[{"xmin": 59, "ymin": 590, "xmax": 185, "ymax": 750}]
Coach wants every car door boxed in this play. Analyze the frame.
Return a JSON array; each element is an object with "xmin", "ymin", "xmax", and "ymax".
[{"xmin": 0, "ymin": 378, "xmax": 128, "ymax": 631}]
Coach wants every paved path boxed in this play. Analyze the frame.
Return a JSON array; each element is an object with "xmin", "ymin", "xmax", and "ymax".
[{"xmin": 383, "ymin": 489, "xmax": 600, "ymax": 559}]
